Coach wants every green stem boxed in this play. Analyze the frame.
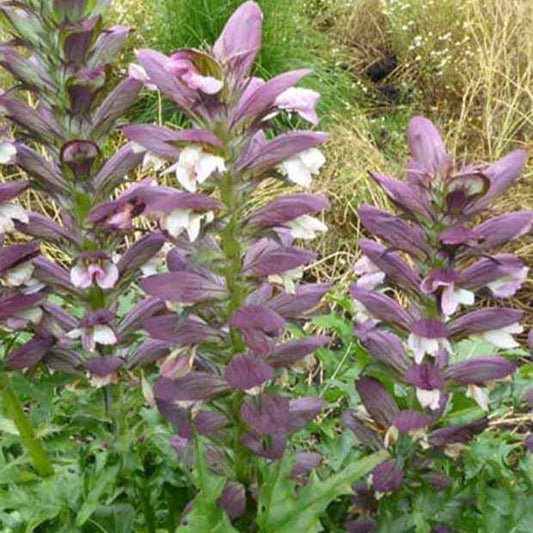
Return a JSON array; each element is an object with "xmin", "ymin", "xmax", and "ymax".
[
  {"xmin": 0, "ymin": 374, "xmax": 54, "ymax": 477},
  {"xmin": 139, "ymin": 482, "xmax": 157, "ymax": 533},
  {"xmin": 218, "ymin": 169, "xmax": 257, "ymax": 484},
  {"xmin": 220, "ymin": 172, "xmax": 246, "ymax": 353}
]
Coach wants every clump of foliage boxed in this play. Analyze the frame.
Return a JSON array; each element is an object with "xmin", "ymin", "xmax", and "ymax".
[{"xmin": 344, "ymin": 116, "xmax": 532, "ymax": 531}]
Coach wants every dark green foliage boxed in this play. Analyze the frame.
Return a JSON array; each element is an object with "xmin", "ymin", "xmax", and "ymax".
[{"xmin": 0, "ymin": 370, "xmax": 192, "ymax": 531}]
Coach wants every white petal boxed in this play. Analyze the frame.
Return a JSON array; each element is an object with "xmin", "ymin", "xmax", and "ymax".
[
  {"xmin": 129, "ymin": 64, "xmax": 157, "ymax": 90},
  {"xmin": 466, "ymin": 385, "xmax": 489, "ymax": 411},
  {"xmin": 140, "ymin": 258, "xmax": 159, "ymax": 277},
  {"xmin": 142, "ymin": 152, "xmax": 165, "ymax": 171},
  {"xmin": 66, "ymin": 328, "xmax": 82, "ymax": 340},
  {"xmin": 502, "ymin": 323, "xmax": 524, "ymax": 335},
  {"xmin": 353, "ymin": 256, "xmax": 381, "ymax": 276},
  {"xmin": 93, "ymin": 325, "xmax": 118, "ymax": 346},
  {"xmin": 456, "ymin": 288, "xmax": 475, "ymax": 306},
  {"xmin": 441, "ymin": 339, "xmax": 453, "ymax": 354},
  {"xmin": 275, "ymin": 88, "xmax": 320, "ymax": 122},
  {"xmin": 173, "ymin": 163, "xmax": 197, "ymax": 192},
  {"xmin": 489, "ymin": 268, "xmax": 528, "ymax": 297},
  {"xmin": 140, "ymin": 243, "xmax": 171, "ymax": 276},
  {"xmin": 131, "ymin": 142, "xmax": 147, "ymax": 154},
  {"xmin": 0, "ymin": 142, "xmax": 17, "ymax": 164},
  {"xmin": 423, "ymin": 338, "xmax": 440, "ymax": 356},
  {"xmin": 482, "ymin": 329, "xmax": 520, "ymax": 349},
  {"xmin": 22, "ymin": 278, "xmax": 45, "ymax": 294},
  {"xmin": 129, "ymin": 63, "xmax": 149, "ymax": 82},
  {"xmin": 97, "ymin": 263, "xmax": 119, "ymax": 290},
  {"xmin": 0, "ymin": 214, "xmax": 15, "ymax": 233},
  {"xmin": 163, "ymin": 209, "xmax": 190, "ymax": 238},
  {"xmin": 0, "ymin": 203, "xmax": 28, "ymax": 224},
  {"xmin": 356, "ymin": 271, "xmax": 386, "ymax": 290},
  {"xmin": 262, "ymin": 110, "xmax": 280, "ymax": 122},
  {"xmin": 416, "ymin": 388, "xmax": 441, "ymax": 410},
  {"xmin": 196, "ymin": 153, "xmax": 226, "ymax": 184},
  {"xmin": 3, "ymin": 263, "xmax": 34, "ymax": 287},
  {"xmin": 300, "ymin": 148, "xmax": 326, "ymax": 173},
  {"xmin": 441, "ymin": 284, "xmax": 459, "ymax": 316},
  {"xmin": 287, "ymin": 215, "xmax": 328, "ymax": 240},
  {"xmin": 70, "ymin": 263, "xmax": 92, "ymax": 289},
  {"xmin": 353, "ymin": 300, "xmax": 372, "ymax": 323},
  {"xmin": 282, "ymin": 158, "xmax": 313, "ymax": 187},
  {"xmin": 179, "ymin": 146, "xmax": 202, "ymax": 167},
  {"xmin": 268, "ymin": 267, "xmax": 303, "ymax": 294},
  {"xmin": 407, "ymin": 333, "xmax": 425, "ymax": 363},
  {"xmin": 186, "ymin": 213, "xmax": 203, "ymax": 242}
]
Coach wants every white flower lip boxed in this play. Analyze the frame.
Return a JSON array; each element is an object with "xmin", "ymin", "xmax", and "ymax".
[
  {"xmin": 280, "ymin": 148, "xmax": 325, "ymax": 188},
  {"xmin": 416, "ymin": 388, "xmax": 441, "ymax": 410},
  {"xmin": 164, "ymin": 146, "xmax": 226, "ymax": 193},
  {"xmin": 0, "ymin": 141, "xmax": 17, "ymax": 164},
  {"xmin": 275, "ymin": 87, "xmax": 321, "ymax": 125},
  {"xmin": 408, "ymin": 333, "xmax": 452, "ymax": 364},
  {"xmin": 286, "ymin": 214, "xmax": 327, "ymax": 240},
  {"xmin": 481, "ymin": 323, "xmax": 523, "ymax": 349},
  {"xmin": 466, "ymin": 384, "xmax": 489, "ymax": 411},
  {"xmin": 441, "ymin": 285, "xmax": 475, "ymax": 316},
  {"xmin": 0, "ymin": 203, "xmax": 28, "ymax": 233},
  {"xmin": 487, "ymin": 267, "xmax": 528, "ymax": 298},
  {"xmin": 161, "ymin": 208, "xmax": 213, "ymax": 242}
]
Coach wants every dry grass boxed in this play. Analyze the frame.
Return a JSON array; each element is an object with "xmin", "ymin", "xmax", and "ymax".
[
  {"xmin": 312, "ymin": 0, "xmax": 533, "ymax": 326},
  {"xmin": 310, "ymin": 115, "xmax": 391, "ymax": 282}
]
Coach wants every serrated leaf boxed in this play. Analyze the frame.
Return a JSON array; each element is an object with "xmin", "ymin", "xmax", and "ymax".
[
  {"xmin": 176, "ymin": 438, "xmax": 240, "ymax": 533},
  {"xmin": 257, "ymin": 449, "xmax": 388, "ymax": 533},
  {"xmin": 0, "ymin": 415, "xmax": 19, "ymax": 435},
  {"xmin": 76, "ymin": 464, "xmax": 120, "ymax": 526},
  {"xmin": 0, "ymin": 457, "xmax": 37, "ymax": 485},
  {"xmin": 90, "ymin": 503, "xmax": 136, "ymax": 533},
  {"xmin": 311, "ymin": 313, "xmax": 353, "ymax": 342}
]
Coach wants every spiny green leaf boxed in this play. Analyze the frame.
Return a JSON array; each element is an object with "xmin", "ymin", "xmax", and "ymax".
[
  {"xmin": 76, "ymin": 464, "xmax": 120, "ymax": 526},
  {"xmin": 258, "ymin": 449, "xmax": 388, "ymax": 533},
  {"xmin": 176, "ymin": 438, "xmax": 240, "ymax": 533}
]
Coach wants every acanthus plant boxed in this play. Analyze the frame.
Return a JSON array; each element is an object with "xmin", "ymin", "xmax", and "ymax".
[
  {"xmin": 344, "ymin": 116, "xmax": 531, "ymax": 532},
  {"xmin": 0, "ymin": 0, "xmax": 191, "ymax": 427},
  {"xmin": 122, "ymin": 2, "xmax": 387, "ymax": 530}
]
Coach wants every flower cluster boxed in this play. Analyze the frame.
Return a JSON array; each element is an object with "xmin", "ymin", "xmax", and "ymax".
[
  {"xmin": 346, "ymin": 116, "xmax": 530, "ymax": 530},
  {"xmin": 0, "ymin": 0, "xmax": 172, "ymax": 384},
  {"xmin": 124, "ymin": 1, "xmax": 330, "ymax": 521},
  {"xmin": 0, "ymin": 179, "xmax": 46, "ymax": 334}
]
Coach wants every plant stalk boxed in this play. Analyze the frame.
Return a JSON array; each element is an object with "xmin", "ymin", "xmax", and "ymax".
[
  {"xmin": 0, "ymin": 374, "xmax": 54, "ymax": 477},
  {"xmin": 220, "ymin": 171, "xmax": 246, "ymax": 352}
]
